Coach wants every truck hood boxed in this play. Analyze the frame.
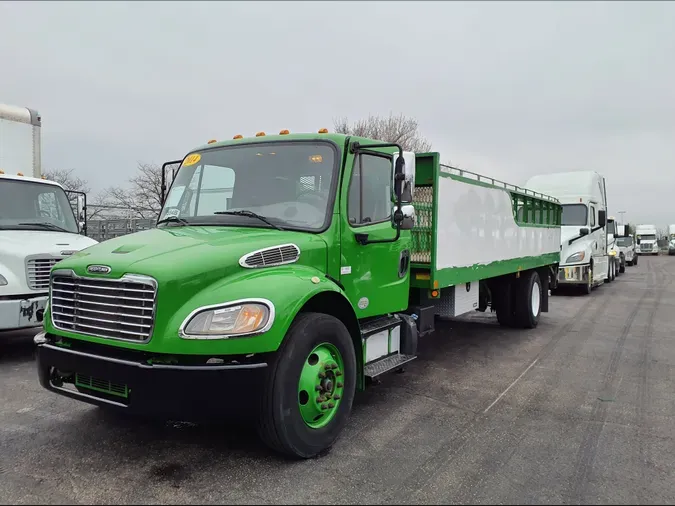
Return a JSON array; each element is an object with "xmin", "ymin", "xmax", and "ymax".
[
  {"xmin": 560, "ymin": 226, "xmax": 593, "ymax": 264},
  {"xmin": 0, "ymin": 230, "xmax": 97, "ymax": 258},
  {"xmin": 56, "ymin": 226, "xmax": 328, "ymax": 288}
]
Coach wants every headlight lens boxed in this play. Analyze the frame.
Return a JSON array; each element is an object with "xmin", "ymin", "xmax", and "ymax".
[
  {"xmin": 182, "ymin": 301, "xmax": 272, "ymax": 338},
  {"xmin": 566, "ymin": 251, "xmax": 585, "ymax": 263},
  {"xmin": 0, "ymin": 274, "xmax": 7, "ymax": 286},
  {"xmin": 609, "ymin": 250, "xmax": 617, "ymax": 256}
]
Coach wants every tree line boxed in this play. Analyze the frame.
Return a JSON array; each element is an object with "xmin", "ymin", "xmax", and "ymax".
[{"xmin": 45, "ymin": 113, "xmax": 432, "ymax": 221}]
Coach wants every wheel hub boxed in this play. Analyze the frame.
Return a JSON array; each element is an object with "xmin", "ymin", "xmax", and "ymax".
[{"xmin": 298, "ymin": 343, "xmax": 345, "ymax": 429}]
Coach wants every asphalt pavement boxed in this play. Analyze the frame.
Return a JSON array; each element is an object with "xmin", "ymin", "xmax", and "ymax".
[{"xmin": 1, "ymin": 255, "xmax": 674, "ymax": 504}]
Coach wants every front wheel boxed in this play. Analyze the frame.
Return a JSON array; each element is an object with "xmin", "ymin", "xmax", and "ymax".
[
  {"xmin": 633, "ymin": 255, "xmax": 638, "ymax": 266},
  {"xmin": 582, "ymin": 263, "xmax": 593, "ymax": 295},
  {"xmin": 257, "ymin": 312, "xmax": 357, "ymax": 459}
]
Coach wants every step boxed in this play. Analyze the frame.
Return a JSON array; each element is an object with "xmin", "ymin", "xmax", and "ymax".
[
  {"xmin": 364, "ymin": 353, "xmax": 417, "ymax": 379},
  {"xmin": 360, "ymin": 314, "xmax": 401, "ymax": 338}
]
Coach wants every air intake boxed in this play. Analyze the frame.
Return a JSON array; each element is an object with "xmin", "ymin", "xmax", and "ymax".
[{"xmin": 239, "ymin": 244, "xmax": 301, "ymax": 268}]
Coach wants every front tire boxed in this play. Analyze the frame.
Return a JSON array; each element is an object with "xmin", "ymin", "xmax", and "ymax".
[
  {"xmin": 582, "ymin": 262, "xmax": 593, "ymax": 295},
  {"xmin": 257, "ymin": 312, "xmax": 357, "ymax": 459},
  {"xmin": 633, "ymin": 255, "xmax": 638, "ymax": 266}
]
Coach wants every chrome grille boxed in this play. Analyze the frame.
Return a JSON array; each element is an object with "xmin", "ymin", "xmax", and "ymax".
[
  {"xmin": 26, "ymin": 257, "xmax": 62, "ymax": 290},
  {"xmin": 50, "ymin": 273, "xmax": 156, "ymax": 342},
  {"xmin": 240, "ymin": 244, "xmax": 300, "ymax": 268}
]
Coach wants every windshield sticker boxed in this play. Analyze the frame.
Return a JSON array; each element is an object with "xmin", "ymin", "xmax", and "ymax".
[
  {"xmin": 165, "ymin": 207, "xmax": 180, "ymax": 218},
  {"xmin": 182, "ymin": 153, "xmax": 201, "ymax": 167}
]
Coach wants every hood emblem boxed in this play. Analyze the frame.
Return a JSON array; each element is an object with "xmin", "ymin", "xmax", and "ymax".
[
  {"xmin": 87, "ymin": 264, "xmax": 111, "ymax": 274},
  {"xmin": 60, "ymin": 250, "xmax": 77, "ymax": 256}
]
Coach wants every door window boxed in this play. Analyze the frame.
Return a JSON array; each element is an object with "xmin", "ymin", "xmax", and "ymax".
[
  {"xmin": 347, "ymin": 154, "xmax": 392, "ymax": 226},
  {"xmin": 590, "ymin": 206, "xmax": 596, "ymax": 227}
]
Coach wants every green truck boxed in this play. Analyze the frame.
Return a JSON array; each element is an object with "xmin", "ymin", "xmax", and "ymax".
[{"xmin": 35, "ymin": 130, "xmax": 562, "ymax": 458}]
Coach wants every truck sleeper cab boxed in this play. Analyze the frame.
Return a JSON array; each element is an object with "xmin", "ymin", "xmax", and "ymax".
[{"xmin": 35, "ymin": 131, "xmax": 561, "ymax": 459}]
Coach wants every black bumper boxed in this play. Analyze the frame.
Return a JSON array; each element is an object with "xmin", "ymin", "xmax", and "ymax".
[{"xmin": 36, "ymin": 337, "xmax": 269, "ymax": 421}]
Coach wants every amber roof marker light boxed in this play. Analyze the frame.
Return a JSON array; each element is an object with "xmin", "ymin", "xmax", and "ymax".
[{"xmin": 318, "ymin": 128, "xmax": 328, "ymax": 134}]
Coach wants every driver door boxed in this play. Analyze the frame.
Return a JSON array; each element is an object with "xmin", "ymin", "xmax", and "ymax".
[{"xmin": 338, "ymin": 148, "xmax": 411, "ymax": 319}]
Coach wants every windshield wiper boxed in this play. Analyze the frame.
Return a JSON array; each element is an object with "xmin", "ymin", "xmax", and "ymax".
[
  {"xmin": 17, "ymin": 222, "xmax": 70, "ymax": 233},
  {"xmin": 156, "ymin": 215, "xmax": 190, "ymax": 227},
  {"xmin": 214, "ymin": 210, "xmax": 284, "ymax": 231}
]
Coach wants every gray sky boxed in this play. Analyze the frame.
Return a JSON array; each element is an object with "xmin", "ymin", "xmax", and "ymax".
[{"xmin": 2, "ymin": 1, "xmax": 674, "ymax": 228}]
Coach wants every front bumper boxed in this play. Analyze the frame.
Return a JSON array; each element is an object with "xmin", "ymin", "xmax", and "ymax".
[
  {"xmin": 0, "ymin": 294, "xmax": 47, "ymax": 331},
  {"xmin": 35, "ymin": 333, "xmax": 269, "ymax": 420},
  {"xmin": 557, "ymin": 263, "xmax": 591, "ymax": 285}
]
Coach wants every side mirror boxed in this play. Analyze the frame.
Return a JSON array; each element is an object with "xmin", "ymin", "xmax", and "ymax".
[
  {"xmin": 76, "ymin": 194, "xmax": 86, "ymax": 235},
  {"xmin": 392, "ymin": 152, "xmax": 416, "ymax": 204},
  {"xmin": 637, "ymin": 237, "xmax": 641, "ymax": 245},
  {"xmin": 392, "ymin": 204, "xmax": 415, "ymax": 231},
  {"xmin": 598, "ymin": 210, "xmax": 606, "ymax": 227},
  {"xmin": 579, "ymin": 227, "xmax": 590, "ymax": 236}
]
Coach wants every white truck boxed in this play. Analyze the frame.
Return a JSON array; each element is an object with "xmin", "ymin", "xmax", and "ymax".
[
  {"xmin": 668, "ymin": 224, "xmax": 675, "ymax": 256},
  {"xmin": 635, "ymin": 224, "xmax": 659, "ymax": 256},
  {"xmin": 616, "ymin": 224, "xmax": 637, "ymax": 266},
  {"xmin": 0, "ymin": 102, "xmax": 98, "ymax": 332},
  {"xmin": 524, "ymin": 170, "xmax": 614, "ymax": 294},
  {"xmin": 606, "ymin": 216, "xmax": 624, "ymax": 275}
]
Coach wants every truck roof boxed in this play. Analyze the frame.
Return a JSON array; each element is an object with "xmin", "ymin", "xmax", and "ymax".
[
  {"xmin": 523, "ymin": 170, "xmax": 605, "ymax": 204},
  {"xmin": 0, "ymin": 172, "xmax": 64, "ymax": 189},
  {"xmin": 189, "ymin": 131, "xmax": 360, "ymax": 152}
]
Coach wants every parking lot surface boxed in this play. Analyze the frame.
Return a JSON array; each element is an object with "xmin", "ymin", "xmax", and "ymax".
[{"xmin": 1, "ymin": 255, "xmax": 674, "ymax": 505}]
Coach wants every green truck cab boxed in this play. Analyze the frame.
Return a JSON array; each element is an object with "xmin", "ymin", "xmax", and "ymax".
[{"xmin": 35, "ymin": 130, "xmax": 561, "ymax": 458}]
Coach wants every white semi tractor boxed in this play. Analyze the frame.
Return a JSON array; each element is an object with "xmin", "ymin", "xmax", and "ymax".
[
  {"xmin": 668, "ymin": 224, "xmax": 675, "ymax": 256},
  {"xmin": 524, "ymin": 170, "xmax": 616, "ymax": 294},
  {"xmin": 635, "ymin": 224, "xmax": 659, "ymax": 256},
  {"xmin": 0, "ymin": 102, "xmax": 97, "ymax": 332}
]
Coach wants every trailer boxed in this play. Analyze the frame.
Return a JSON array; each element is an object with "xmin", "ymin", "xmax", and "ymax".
[
  {"xmin": 35, "ymin": 130, "xmax": 561, "ymax": 458},
  {"xmin": 0, "ymin": 103, "xmax": 97, "ymax": 332}
]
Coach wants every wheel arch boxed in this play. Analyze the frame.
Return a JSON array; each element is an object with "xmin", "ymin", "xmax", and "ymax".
[{"xmin": 297, "ymin": 291, "xmax": 363, "ymax": 388}]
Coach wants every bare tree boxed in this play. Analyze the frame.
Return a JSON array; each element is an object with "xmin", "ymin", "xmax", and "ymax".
[
  {"xmin": 43, "ymin": 168, "xmax": 90, "ymax": 193},
  {"xmin": 333, "ymin": 113, "xmax": 432, "ymax": 152},
  {"xmin": 100, "ymin": 162, "xmax": 164, "ymax": 219}
]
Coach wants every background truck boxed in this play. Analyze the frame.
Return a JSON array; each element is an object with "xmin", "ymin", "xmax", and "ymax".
[
  {"xmin": 635, "ymin": 224, "xmax": 659, "ymax": 255},
  {"xmin": 524, "ymin": 170, "xmax": 613, "ymax": 294},
  {"xmin": 606, "ymin": 216, "xmax": 624, "ymax": 275},
  {"xmin": 35, "ymin": 130, "xmax": 561, "ymax": 459},
  {"xmin": 668, "ymin": 224, "xmax": 675, "ymax": 255},
  {"xmin": 0, "ymin": 102, "xmax": 97, "ymax": 332},
  {"xmin": 616, "ymin": 223, "xmax": 637, "ymax": 266}
]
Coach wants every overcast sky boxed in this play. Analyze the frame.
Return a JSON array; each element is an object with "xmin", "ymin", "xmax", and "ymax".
[{"xmin": 1, "ymin": 1, "xmax": 674, "ymax": 227}]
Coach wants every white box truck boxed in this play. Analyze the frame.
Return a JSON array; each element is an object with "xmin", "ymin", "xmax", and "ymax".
[
  {"xmin": 635, "ymin": 224, "xmax": 659, "ymax": 256},
  {"xmin": 524, "ymin": 170, "xmax": 615, "ymax": 294},
  {"xmin": 0, "ymin": 102, "xmax": 98, "ymax": 332}
]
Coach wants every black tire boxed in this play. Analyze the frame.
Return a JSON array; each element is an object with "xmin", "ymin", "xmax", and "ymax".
[
  {"xmin": 627, "ymin": 260, "xmax": 633, "ymax": 266},
  {"xmin": 619, "ymin": 255, "xmax": 626, "ymax": 273},
  {"xmin": 514, "ymin": 270, "xmax": 542, "ymax": 329},
  {"xmin": 633, "ymin": 255, "xmax": 638, "ymax": 266},
  {"xmin": 496, "ymin": 280, "xmax": 517, "ymax": 327},
  {"xmin": 257, "ymin": 312, "xmax": 357, "ymax": 459}
]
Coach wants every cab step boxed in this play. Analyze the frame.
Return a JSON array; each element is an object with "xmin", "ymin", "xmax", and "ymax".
[
  {"xmin": 365, "ymin": 353, "xmax": 417, "ymax": 379},
  {"xmin": 360, "ymin": 314, "xmax": 402, "ymax": 338}
]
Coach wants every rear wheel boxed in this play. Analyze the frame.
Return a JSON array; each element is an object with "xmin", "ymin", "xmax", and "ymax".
[
  {"xmin": 514, "ymin": 270, "xmax": 542, "ymax": 329},
  {"xmin": 257, "ymin": 312, "xmax": 356, "ymax": 459}
]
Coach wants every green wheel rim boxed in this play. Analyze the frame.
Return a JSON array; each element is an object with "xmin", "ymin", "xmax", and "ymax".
[{"xmin": 298, "ymin": 343, "xmax": 345, "ymax": 429}]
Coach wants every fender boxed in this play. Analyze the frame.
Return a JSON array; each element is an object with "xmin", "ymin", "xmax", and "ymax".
[{"xmin": 160, "ymin": 265, "xmax": 354, "ymax": 356}]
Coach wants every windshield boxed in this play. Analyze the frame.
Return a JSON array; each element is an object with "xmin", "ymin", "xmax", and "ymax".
[
  {"xmin": 639, "ymin": 234, "xmax": 656, "ymax": 241},
  {"xmin": 0, "ymin": 179, "xmax": 78, "ymax": 233},
  {"xmin": 561, "ymin": 204, "xmax": 588, "ymax": 226},
  {"xmin": 616, "ymin": 237, "xmax": 633, "ymax": 246},
  {"xmin": 158, "ymin": 141, "xmax": 338, "ymax": 231}
]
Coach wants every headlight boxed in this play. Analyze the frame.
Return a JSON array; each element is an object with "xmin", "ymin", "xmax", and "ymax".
[
  {"xmin": 0, "ymin": 274, "xmax": 7, "ymax": 286},
  {"xmin": 566, "ymin": 251, "xmax": 585, "ymax": 263},
  {"xmin": 609, "ymin": 250, "xmax": 617, "ymax": 256},
  {"xmin": 180, "ymin": 299, "xmax": 274, "ymax": 339}
]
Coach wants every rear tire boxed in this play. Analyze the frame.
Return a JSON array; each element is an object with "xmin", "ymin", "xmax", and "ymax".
[
  {"xmin": 257, "ymin": 312, "xmax": 356, "ymax": 459},
  {"xmin": 514, "ymin": 270, "xmax": 542, "ymax": 329}
]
